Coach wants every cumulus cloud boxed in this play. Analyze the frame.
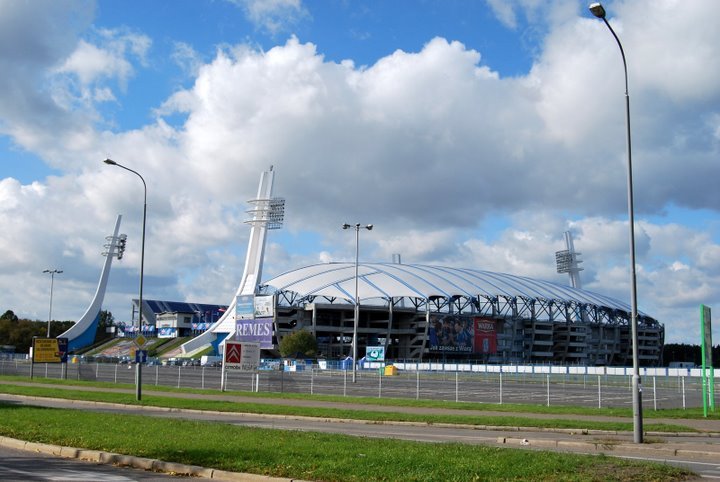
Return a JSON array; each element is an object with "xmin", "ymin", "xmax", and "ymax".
[
  {"xmin": 228, "ymin": 0, "xmax": 308, "ymax": 35},
  {"xmin": 0, "ymin": 0, "xmax": 718, "ymax": 345}
]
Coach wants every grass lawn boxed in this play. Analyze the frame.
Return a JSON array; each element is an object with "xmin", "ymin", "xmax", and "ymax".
[
  {"xmin": 0, "ymin": 402, "xmax": 694, "ymax": 481},
  {"xmin": 0, "ymin": 378, "xmax": 698, "ymax": 433}
]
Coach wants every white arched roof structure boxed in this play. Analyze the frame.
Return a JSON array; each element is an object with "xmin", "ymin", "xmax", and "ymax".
[{"xmin": 262, "ymin": 262, "xmax": 649, "ymax": 319}]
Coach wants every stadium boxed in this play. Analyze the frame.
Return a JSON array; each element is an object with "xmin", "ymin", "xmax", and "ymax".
[
  {"xmin": 64, "ymin": 167, "xmax": 664, "ymax": 366},
  {"xmin": 258, "ymin": 262, "xmax": 664, "ymax": 366}
]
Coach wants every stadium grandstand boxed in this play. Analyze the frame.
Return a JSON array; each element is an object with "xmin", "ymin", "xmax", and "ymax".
[
  {"xmin": 256, "ymin": 262, "xmax": 664, "ymax": 366},
  {"xmin": 122, "ymin": 299, "xmax": 227, "ymax": 338}
]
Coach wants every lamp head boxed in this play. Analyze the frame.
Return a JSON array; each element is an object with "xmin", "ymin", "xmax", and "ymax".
[
  {"xmin": 103, "ymin": 158, "xmax": 117, "ymax": 165},
  {"xmin": 366, "ymin": 224, "xmax": 373, "ymax": 231},
  {"xmin": 342, "ymin": 223, "xmax": 351, "ymax": 230},
  {"xmin": 589, "ymin": 2, "xmax": 606, "ymax": 19}
]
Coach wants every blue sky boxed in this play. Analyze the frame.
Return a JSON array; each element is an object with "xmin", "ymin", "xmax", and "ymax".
[{"xmin": 1, "ymin": 0, "xmax": 719, "ymax": 345}]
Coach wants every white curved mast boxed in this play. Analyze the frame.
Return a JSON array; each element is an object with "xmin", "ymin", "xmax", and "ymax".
[
  {"xmin": 60, "ymin": 215, "xmax": 125, "ymax": 351},
  {"xmin": 181, "ymin": 167, "xmax": 283, "ymax": 355}
]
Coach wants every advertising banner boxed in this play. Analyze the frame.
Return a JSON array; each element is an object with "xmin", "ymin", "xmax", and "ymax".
[
  {"xmin": 31, "ymin": 337, "xmax": 68, "ymax": 363},
  {"xmin": 224, "ymin": 341, "xmax": 260, "ymax": 371},
  {"xmin": 254, "ymin": 295, "xmax": 275, "ymax": 318},
  {"xmin": 427, "ymin": 315, "xmax": 498, "ymax": 354},
  {"xmin": 474, "ymin": 318, "xmax": 498, "ymax": 355},
  {"xmin": 428, "ymin": 315, "xmax": 474, "ymax": 353},
  {"xmin": 235, "ymin": 317, "xmax": 273, "ymax": 349},
  {"xmin": 366, "ymin": 346, "xmax": 385, "ymax": 361},
  {"xmin": 158, "ymin": 327, "xmax": 177, "ymax": 338},
  {"xmin": 235, "ymin": 295, "xmax": 254, "ymax": 320}
]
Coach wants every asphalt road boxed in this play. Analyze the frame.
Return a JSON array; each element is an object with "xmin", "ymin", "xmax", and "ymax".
[
  {"xmin": 0, "ymin": 444, "xmax": 185, "ymax": 481},
  {"xmin": 1, "ymin": 391, "xmax": 719, "ymax": 479}
]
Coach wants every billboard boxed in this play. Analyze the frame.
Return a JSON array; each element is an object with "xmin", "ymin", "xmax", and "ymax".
[
  {"xmin": 254, "ymin": 295, "xmax": 275, "ymax": 318},
  {"xmin": 366, "ymin": 346, "xmax": 385, "ymax": 361},
  {"xmin": 235, "ymin": 295, "xmax": 254, "ymax": 320},
  {"xmin": 32, "ymin": 337, "xmax": 68, "ymax": 363},
  {"xmin": 474, "ymin": 318, "xmax": 497, "ymax": 355},
  {"xmin": 235, "ymin": 318, "xmax": 273, "ymax": 349},
  {"xmin": 427, "ymin": 315, "xmax": 497, "ymax": 354},
  {"xmin": 224, "ymin": 341, "xmax": 260, "ymax": 371}
]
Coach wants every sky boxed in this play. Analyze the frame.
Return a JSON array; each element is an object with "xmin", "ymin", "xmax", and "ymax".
[{"xmin": 1, "ymin": 0, "xmax": 719, "ymax": 346}]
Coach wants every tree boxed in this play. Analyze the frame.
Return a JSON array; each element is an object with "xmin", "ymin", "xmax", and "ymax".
[
  {"xmin": 95, "ymin": 310, "xmax": 115, "ymax": 344},
  {"xmin": 279, "ymin": 329, "xmax": 317, "ymax": 358},
  {"xmin": 1, "ymin": 310, "xmax": 18, "ymax": 322}
]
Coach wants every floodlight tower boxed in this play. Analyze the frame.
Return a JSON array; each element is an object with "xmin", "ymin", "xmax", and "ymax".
[
  {"xmin": 180, "ymin": 166, "xmax": 284, "ymax": 356},
  {"xmin": 555, "ymin": 231, "xmax": 583, "ymax": 289}
]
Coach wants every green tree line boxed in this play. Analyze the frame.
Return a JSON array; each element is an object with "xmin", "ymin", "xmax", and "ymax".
[
  {"xmin": 0, "ymin": 309, "xmax": 115, "ymax": 354},
  {"xmin": 663, "ymin": 342, "xmax": 720, "ymax": 367}
]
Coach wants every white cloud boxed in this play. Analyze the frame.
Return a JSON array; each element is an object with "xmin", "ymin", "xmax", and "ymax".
[
  {"xmin": 228, "ymin": 0, "xmax": 308, "ymax": 35},
  {"xmin": 0, "ymin": 0, "xmax": 718, "ymax": 347}
]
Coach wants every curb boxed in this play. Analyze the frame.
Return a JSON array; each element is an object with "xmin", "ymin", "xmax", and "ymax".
[
  {"xmin": 496, "ymin": 436, "xmax": 720, "ymax": 458},
  {"xmin": 0, "ymin": 436, "xmax": 307, "ymax": 481}
]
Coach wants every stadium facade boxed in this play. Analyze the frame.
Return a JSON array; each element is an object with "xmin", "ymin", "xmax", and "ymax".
[{"xmin": 257, "ymin": 262, "xmax": 664, "ymax": 366}]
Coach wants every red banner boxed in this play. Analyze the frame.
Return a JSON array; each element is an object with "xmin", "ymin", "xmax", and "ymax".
[{"xmin": 474, "ymin": 318, "xmax": 497, "ymax": 354}]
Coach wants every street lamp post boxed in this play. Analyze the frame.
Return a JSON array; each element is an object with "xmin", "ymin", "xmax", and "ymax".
[
  {"xmin": 342, "ymin": 223, "xmax": 373, "ymax": 383},
  {"xmin": 104, "ymin": 158, "xmax": 147, "ymax": 401},
  {"xmin": 42, "ymin": 269, "xmax": 63, "ymax": 337},
  {"xmin": 589, "ymin": 2, "xmax": 643, "ymax": 443}
]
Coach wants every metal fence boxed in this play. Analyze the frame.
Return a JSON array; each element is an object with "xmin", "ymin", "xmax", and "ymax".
[{"xmin": 0, "ymin": 358, "xmax": 715, "ymax": 411}]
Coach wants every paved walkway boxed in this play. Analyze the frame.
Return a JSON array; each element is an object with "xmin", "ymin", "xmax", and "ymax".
[{"xmin": 1, "ymin": 380, "xmax": 719, "ymax": 479}]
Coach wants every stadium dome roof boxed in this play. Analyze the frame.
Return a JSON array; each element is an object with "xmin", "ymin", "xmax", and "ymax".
[{"xmin": 263, "ymin": 262, "xmax": 638, "ymax": 314}]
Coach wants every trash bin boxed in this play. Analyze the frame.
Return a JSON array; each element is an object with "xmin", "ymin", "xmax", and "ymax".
[{"xmin": 384, "ymin": 365, "xmax": 397, "ymax": 376}]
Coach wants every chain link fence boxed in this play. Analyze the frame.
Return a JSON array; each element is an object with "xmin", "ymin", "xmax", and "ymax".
[{"xmin": 0, "ymin": 358, "xmax": 714, "ymax": 410}]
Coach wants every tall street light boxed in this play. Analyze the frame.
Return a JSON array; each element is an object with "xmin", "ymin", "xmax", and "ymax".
[
  {"xmin": 342, "ymin": 223, "xmax": 373, "ymax": 383},
  {"xmin": 104, "ymin": 158, "xmax": 147, "ymax": 401},
  {"xmin": 42, "ymin": 269, "xmax": 63, "ymax": 337},
  {"xmin": 589, "ymin": 2, "xmax": 643, "ymax": 443}
]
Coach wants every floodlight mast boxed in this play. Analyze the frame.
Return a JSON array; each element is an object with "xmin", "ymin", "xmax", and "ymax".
[{"xmin": 42, "ymin": 269, "xmax": 63, "ymax": 337}]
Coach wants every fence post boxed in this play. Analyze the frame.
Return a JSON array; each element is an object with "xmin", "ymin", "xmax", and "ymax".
[
  {"xmin": 343, "ymin": 369, "xmax": 347, "ymax": 397},
  {"xmin": 598, "ymin": 375, "xmax": 601, "ymax": 409},
  {"xmin": 310, "ymin": 368, "xmax": 314, "ymax": 395},
  {"xmin": 455, "ymin": 371, "xmax": 459, "ymax": 403},
  {"xmin": 201, "ymin": 366, "xmax": 205, "ymax": 390},
  {"xmin": 177, "ymin": 366, "xmax": 181, "ymax": 388},
  {"xmin": 682, "ymin": 376, "xmax": 686, "ymax": 410},
  {"xmin": 114, "ymin": 364, "xmax": 118, "ymax": 384},
  {"xmin": 546, "ymin": 374, "xmax": 550, "ymax": 407},
  {"xmin": 499, "ymin": 372, "xmax": 503, "ymax": 405},
  {"xmin": 653, "ymin": 376, "xmax": 657, "ymax": 411},
  {"xmin": 416, "ymin": 369, "xmax": 420, "ymax": 400},
  {"xmin": 379, "ymin": 369, "xmax": 382, "ymax": 398}
]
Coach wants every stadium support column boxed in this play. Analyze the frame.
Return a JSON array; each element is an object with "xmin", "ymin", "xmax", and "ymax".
[{"xmin": 588, "ymin": 2, "xmax": 643, "ymax": 443}]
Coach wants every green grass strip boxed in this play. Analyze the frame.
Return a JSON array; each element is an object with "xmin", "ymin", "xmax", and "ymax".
[
  {"xmin": 0, "ymin": 381, "xmax": 696, "ymax": 433},
  {"xmin": 2, "ymin": 374, "xmax": 715, "ymax": 421},
  {"xmin": 0, "ymin": 402, "xmax": 694, "ymax": 481}
]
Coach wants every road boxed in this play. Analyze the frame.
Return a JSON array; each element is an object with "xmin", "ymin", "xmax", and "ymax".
[
  {"xmin": 0, "ymin": 444, "xmax": 184, "ymax": 481},
  {"xmin": 1, "ymin": 390, "xmax": 719, "ymax": 479}
]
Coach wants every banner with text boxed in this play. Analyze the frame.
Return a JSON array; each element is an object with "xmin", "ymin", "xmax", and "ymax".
[
  {"xmin": 235, "ymin": 317, "xmax": 273, "ymax": 349},
  {"xmin": 428, "ymin": 315, "xmax": 498, "ymax": 354}
]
